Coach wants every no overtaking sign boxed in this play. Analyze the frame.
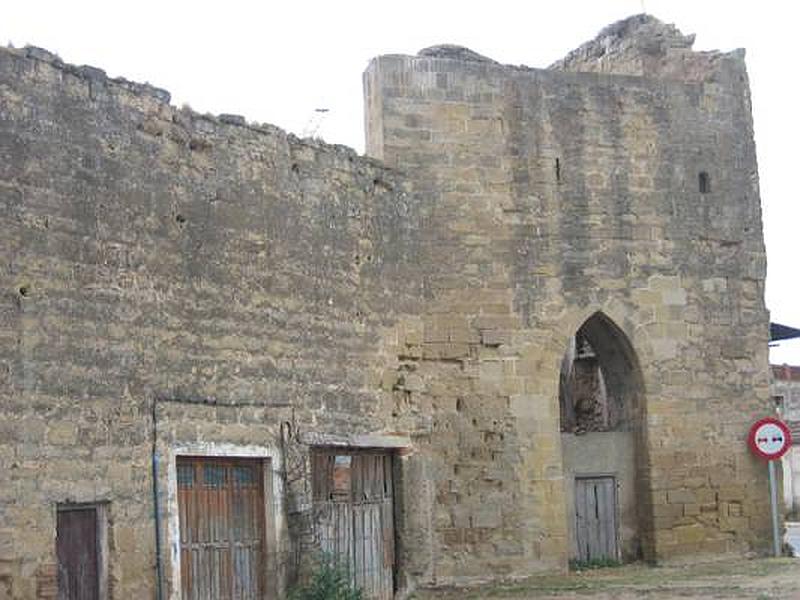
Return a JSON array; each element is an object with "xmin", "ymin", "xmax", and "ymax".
[
  {"xmin": 748, "ymin": 416, "xmax": 792, "ymax": 461},
  {"xmin": 747, "ymin": 415, "xmax": 792, "ymax": 557}
]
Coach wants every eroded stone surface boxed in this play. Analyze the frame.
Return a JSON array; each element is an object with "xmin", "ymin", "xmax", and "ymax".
[{"xmin": 0, "ymin": 14, "xmax": 773, "ymax": 599}]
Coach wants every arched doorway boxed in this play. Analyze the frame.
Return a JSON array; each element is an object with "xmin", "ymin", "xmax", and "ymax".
[{"xmin": 558, "ymin": 312, "xmax": 648, "ymax": 563}]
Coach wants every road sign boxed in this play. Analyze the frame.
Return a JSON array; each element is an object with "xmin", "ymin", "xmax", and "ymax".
[
  {"xmin": 748, "ymin": 417, "xmax": 792, "ymax": 461},
  {"xmin": 748, "ymin": 416, "xmax": 793, "ymax": 557}
]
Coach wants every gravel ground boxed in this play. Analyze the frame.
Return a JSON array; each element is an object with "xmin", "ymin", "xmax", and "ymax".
[{"xmin": 411, "ymin": 557, "xmax": 800, "ymax": 599}]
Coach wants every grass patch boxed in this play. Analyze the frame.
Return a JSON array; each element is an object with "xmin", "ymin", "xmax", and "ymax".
[{"xmin": 569, "ymin": 557, "xmax": 623, "ymax": 571}]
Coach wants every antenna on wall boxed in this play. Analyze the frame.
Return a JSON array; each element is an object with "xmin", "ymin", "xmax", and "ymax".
[{"xmin": 302, "ymin": 108, "xmax": 330, "ymax": 139}]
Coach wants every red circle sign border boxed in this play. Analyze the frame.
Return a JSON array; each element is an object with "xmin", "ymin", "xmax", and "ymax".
[{"xmin": 747, "ymin": 417, "xmax": 792, "ymax": 461}]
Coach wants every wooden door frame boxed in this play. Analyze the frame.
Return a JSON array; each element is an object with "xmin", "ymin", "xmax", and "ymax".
[
  {"xmin": 166, "ymin": 444, "xmax": 283, "ymax": 600},
  {"xmin": 176, "ymin": 456, "xmax": 268, "ymax": 598},
  {"xmin": 55, "ymin": 502, "xmax": 109, "ymax": 600},
  {"xmin": 311, "ymin": 447, "xmax": 398, "ymax": 597}
]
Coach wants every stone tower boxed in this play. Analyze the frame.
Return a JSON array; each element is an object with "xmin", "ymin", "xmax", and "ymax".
[{"xmin": 364, "ymin": 13, "xmax": 771, "ymax": 576}]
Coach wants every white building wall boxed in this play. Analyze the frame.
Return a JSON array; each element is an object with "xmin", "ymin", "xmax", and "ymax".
[{"xmin": 772, "ymin": 367, "xmax": 800, "ymax": 517}]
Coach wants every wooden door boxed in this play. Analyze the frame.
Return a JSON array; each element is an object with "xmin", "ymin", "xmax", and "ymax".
[
  {"xmin": 177, "ymin": 457, "xmax": 266, "ymax": 600},
  {"xmin": 56, "ymin": 507, "xmax": 99, "ymax": 600},
  {"xmin": 313, "ymin": 451, "xmax": 395, "ymax": 600},
  {"xmin": 575, "ymin": 476, "xmax": 618, "ymax": 562}
]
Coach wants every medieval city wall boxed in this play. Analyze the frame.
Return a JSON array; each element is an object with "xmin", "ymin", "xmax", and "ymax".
[
  {"xmin": 0, "ymin": 14, "xmax": 777, "ymax": 599},
  {"xmin": 0, "ymin": 46, "xmax": 435, "ymax": 598}
]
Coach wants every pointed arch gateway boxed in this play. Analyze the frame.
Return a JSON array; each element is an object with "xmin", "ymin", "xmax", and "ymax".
[{"xmin": 558, "ymin": 312, "xmax": 652, "ymax": 563}]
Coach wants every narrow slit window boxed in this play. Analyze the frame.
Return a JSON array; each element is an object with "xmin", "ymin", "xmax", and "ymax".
[
  {"xmin": 698, "ymin": 171, "xmax": 711, "ymax": 193},
  {"xmin": 555, "ymin": 158, "xmax": 561, "ymax": 182}
]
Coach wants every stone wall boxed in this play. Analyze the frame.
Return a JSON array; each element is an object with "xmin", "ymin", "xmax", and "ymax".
[
  {"xmin": 0, "ymin": 45, "xmax": 432, "ymax": 598},
  {"xmin": 0, "ymin": 13, "xmax": 776, "ymax": 599}
]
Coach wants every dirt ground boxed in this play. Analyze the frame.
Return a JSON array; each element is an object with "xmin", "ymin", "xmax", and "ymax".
[{"xmin": 411, "ymin": 558, "xmax": 800, "ymax": 599}]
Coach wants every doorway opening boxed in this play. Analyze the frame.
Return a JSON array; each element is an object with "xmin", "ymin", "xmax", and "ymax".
[
  {"xmin": 56, "ymin": 503, "xmax": 108, "ymax": 600},
  {"xmin": 558, "ymin": 312, "xmax": 647, "ymax": 562},
  {"xmin": 574, "ymin": 476, "xmax": 618, "ymax": 562},
  {"xmin": 176, "ymin": 457, "xmax": 267, "ymax": 599},
  {"xmin": 312, "ymin": 449, "xmax": 395, "ymax": 600}
]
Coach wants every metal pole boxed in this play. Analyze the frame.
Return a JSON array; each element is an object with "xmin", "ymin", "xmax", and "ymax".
[
  {"xmin": 768, "ymin": 459, "xmax": 781, "ymax": 557},
  {"xmin": 151, "ymin": 398, "xmax": 164, "ymax": 600}
]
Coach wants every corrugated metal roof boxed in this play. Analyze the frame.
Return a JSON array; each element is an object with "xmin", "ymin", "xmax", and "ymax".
[{"xmin": 770, "ymin": 322, "xmax": 800, "ymax": 342}]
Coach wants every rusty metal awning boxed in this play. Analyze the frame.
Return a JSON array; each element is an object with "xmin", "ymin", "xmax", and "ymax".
[{"xmin": 770, "ymin": 322, "xmax": 800, "ymax": 342}]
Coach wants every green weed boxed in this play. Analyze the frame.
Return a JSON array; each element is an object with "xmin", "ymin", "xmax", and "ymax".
[{"xmin": 289, "ymin": 554, "xmax": 364, "ymax": 600}]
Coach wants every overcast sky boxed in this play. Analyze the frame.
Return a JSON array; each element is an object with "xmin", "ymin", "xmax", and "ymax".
[{"xmin": 4, "ymin": 0, "xmax": 798, "ymax": 364}]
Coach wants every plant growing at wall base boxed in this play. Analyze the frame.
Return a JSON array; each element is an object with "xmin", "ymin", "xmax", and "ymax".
[{"xmin": 289, "ymin": 554, "xmax": 364, "ymax": 600}]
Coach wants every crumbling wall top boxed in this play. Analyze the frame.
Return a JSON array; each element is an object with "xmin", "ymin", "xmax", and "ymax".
[
  {"xmin": 550, "ymin": 13, "xmax": 744, "ymax": 83},
  {"xmin": 417, "ymin": 44, "xmax": 498, "ymax": 64},
  {"xmin": 553, "ymin": 14, "xmax": 695, "ymax": 65},
  {"xmin": 3, "ymin": 44, "xmax": 390, "ymax": 171}
]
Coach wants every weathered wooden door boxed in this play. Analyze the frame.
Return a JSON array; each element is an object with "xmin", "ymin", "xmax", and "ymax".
[
  {"xmin": 56, "ymin": 507, "xmax": 99, "ymax": 600},
  {"xmin": 313, "ymin": 451, "xmax": 395, "ymax": 600},
  {"xmin": 575, "ymin": 476, "xmax": 618, "ymax": 562},
  {"xmin": 177, "ymin": 457, "xmax": 266, "ymax": 599}
]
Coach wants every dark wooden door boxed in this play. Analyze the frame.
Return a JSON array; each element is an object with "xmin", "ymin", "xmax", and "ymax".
[
  {"xmin": 575, "ymin": 476, "xmax": 618, "ymax": 562},
  {"xmin": 177, "ymin": 457, "xmax": 265, "ymax": 600},
  {"xmin": 313, "ymin": 451, "xmax": 395, "ymax": 600},
  {"xmin": 56, "ymin": 507, "xmax": 99, "ymax": 600}
]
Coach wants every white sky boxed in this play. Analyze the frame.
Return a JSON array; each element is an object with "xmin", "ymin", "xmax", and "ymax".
[{"xmin": 4, "ymin": 0, "xmax": 799, "ymax": 364}]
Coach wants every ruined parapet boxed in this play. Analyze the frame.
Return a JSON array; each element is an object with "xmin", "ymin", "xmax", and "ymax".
[
  {"xmin": 417, "ymin": 44, "xmax": 498, "ymax": 64},
  {"xmin": 550, "ymin": 14, "xmax": 746, "ymax": 83}
]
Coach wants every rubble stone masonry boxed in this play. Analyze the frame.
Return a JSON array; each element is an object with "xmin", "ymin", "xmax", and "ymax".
[{"xmin": 0, "ymin": 14, "xmax": 774, "ymax": 599}]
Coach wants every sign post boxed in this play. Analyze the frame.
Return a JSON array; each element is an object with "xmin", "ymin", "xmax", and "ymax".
[{"xmin": 747, "ymin": 416, "xmax": 792, "ymax": 557}]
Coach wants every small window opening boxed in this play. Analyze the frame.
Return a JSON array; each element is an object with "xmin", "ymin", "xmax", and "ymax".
[
  {"xmin": 773, "ymin": 395, "xmax": 785, "ymax": 416},
  {"xmin": 555, "ymin": 158, "xmax": 561, "ymax": 183},
  {"xmin": 698, "ymin": 172, "xmax": 711, "ymax": 194},
  {"xmin": 331, "ymin": 455, "xmax": 352, "ymax": 500}
]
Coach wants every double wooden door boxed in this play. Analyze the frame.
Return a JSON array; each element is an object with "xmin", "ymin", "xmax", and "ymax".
[
  {"xmin": 177, "ymin": 457, "xmax": 266, "ymax": 599},
  {"xmin": 575, "ymin": 476, "xmax": 618, "ymax": 562},
  {"xmin": 312, "ymin": 450, "xmax": 395, "ymax": 600}
]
